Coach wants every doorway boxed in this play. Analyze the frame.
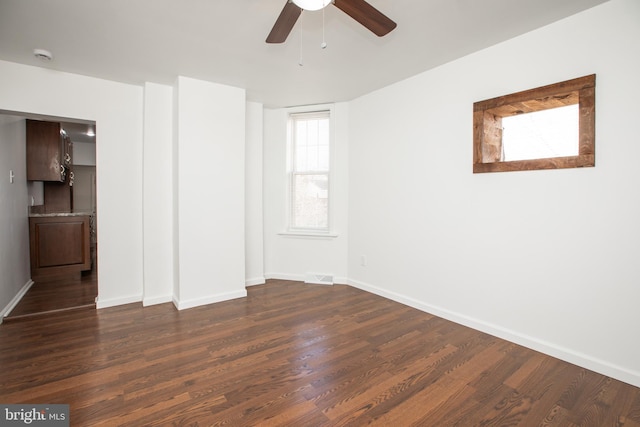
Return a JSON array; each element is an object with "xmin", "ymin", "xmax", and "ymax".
[{"xmin": 1, "ymin": 113, "xmax": 98, "ymax": 321}]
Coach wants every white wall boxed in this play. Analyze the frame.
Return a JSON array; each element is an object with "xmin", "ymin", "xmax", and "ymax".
[
  {"xmin": 0, "ymin": 63, "xmax": 253, "ymax": 312},
  {"xmin": 347, "ymin": 0, "xmax": 640, "ymax": 387},
  {"xmin": 245, "ymin": 101, "xmax": 265, "ymax": 286},
  {"xmin": 0, "ymin": 60, "xmax": 145, "ymax": 308},
  {"xmin": 0, "ymin": 115, "xmax": 31, "ymax": 319},
  {"xmin": 72, "ymin": 141, "xmax": 96, "ymax": 166},
  {"xmin": 173, "ymin": 76, "xmax": 247, "ymax": 309},
  {"xmin": 2, "ymin": 0, "xmax": 636, "ymax": 389},
  {"xmin": 72, "ymin": 165, "xmax": 96, "ymax": 213},
  {"xmin": 142, "ymin": 82, "xmax": 174, "ymax": 305},
  {"xmin": 263, "ymin": 103, "xmax": 349, "ymax": 284}
]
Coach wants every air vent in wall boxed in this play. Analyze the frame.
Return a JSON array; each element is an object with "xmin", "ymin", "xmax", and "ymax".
[{"xmin": 304, "ymin": 273, "xmax": 334, "ymax": 285}]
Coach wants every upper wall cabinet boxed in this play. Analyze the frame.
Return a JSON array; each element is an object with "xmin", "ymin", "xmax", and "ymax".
[{"xmin": 26, "ymin": 119, "xmax": 72, "ymax": 181}]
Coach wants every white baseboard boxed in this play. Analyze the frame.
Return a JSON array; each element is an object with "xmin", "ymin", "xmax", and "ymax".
[
  {"xmin": 264, "ymin": 272, "xmax": 304, "ymax": 282},
  {"xmin": 348, "ymin": 278, "xmax": 640, "ymax": 389},
  {"xmin": 173, "ymin": 289, "xmax": 248, "ymax": 311},
  {"xmin": 333, "ymin": 276, "xmax": 348, "ymax": 285},
  {"xmin": 0, "ymin": 279, "xmax": 34, "ymax": 322},
  {"xmin": 245, "ymin": 277, "xmax": 266, "ymax": 287},
  {"xmin": 96, "ymin": 294, "xmax": 142, "ymax": 309},
  {"xmin": 264, "ymin": 273, "xmax": 348, "ymax": 285},
  {"xmin": 143, "ymin": 295, "xmax": 173, "ymax": 307}
]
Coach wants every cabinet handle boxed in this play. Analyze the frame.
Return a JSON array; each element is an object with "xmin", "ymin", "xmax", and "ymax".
[{"xmin": 65, "ymin": 153, "xmax": 71, "ymax": 164}]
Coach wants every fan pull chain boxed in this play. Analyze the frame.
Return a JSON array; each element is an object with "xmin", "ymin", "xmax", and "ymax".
[
  {"xmin": 298, "ymin": 28, "xmax": 304, "ymax": 66},
  {"xmin": 321, "ymin": 6, "xmax": 327, "ymax": 49}
]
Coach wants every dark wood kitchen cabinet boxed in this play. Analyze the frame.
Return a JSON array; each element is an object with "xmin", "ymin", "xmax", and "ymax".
[
  {"xmin": 29, "ymin": 215, "xmax": 91, "ymax": 280},
  {"xmin": 26, "ymin": 119, "xmax": 72, "ymax": 182},
  {"xmin": 43, "ymin": 167, "xmax": 74, "ymax": 213}
]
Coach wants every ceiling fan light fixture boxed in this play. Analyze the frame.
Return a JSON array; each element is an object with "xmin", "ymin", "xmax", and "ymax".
[
  {"xmin": 292, "ymin": 0, "xmax": 331, "ymax": 11},
  {"xmin": 267, "ymin": 0, "xmax": 396, "ymax": 44}
]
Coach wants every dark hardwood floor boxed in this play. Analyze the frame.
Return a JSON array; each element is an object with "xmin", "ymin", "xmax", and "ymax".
[
  {"xmin": 4, "ymin": 270, "xmax": 97, "ymax": 321},
  {"xmin": 1, "ymin": 279, "xmax": 639, "ymax": 426}
]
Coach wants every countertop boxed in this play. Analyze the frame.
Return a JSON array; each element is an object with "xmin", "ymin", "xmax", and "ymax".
[{"xmin": 29, "ymin": 212, "xmax": 94, "ymax": 218}]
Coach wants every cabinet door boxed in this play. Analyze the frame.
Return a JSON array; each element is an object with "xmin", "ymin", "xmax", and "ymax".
[
  {"xmin": 29, "ymin": 216, "xmax": 91, "ymax": 280},
  {"xmin": 26, "ymin": 119, "xmax": 64, "ymax": 181}
]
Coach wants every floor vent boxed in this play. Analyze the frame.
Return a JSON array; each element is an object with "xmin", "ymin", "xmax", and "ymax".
[{"xmin": 304, "ymin": 273, "xmax": 334, "ymax": 285}]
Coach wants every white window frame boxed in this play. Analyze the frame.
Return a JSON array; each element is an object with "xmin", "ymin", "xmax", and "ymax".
[{"xmin": 285, "ymin": 105, "xmax": 335, "ymax": 236}]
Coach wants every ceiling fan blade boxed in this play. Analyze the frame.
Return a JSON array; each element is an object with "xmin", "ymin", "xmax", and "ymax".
[
  {"xmin": 266, "ymin": 1, "xmax": 303, "ymax": 43},
  {"xmin": 333, "ymin": 0, "xmax": 397, "ymax": 37}
]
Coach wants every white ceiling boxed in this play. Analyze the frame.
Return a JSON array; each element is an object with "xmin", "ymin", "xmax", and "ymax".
[{"xmin": 0, "ymin": 0, "xmax": 607, "ymax": 108}]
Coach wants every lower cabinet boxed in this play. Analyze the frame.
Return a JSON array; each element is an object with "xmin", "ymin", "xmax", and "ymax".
[{"xmin": 29, "ymin": 215, "xmax": 91, "ymax": 280}]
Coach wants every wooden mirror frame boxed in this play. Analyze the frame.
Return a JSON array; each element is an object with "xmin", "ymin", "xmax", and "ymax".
[{"xmin": 473, "ymin": 74, "xmax": 595, "ymax": 173}]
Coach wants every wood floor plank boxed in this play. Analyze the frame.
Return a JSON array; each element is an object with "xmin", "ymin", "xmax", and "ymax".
[
  {"xmin": 1, "ymin": 279, "xmax": 639, "ymax": 426},
  {"xmin": 5, "ymin": 270, "xmax": 97, "ymax": 319},
  {"xmin": 379, "ymin": 378, "xmax": 476, "ymax": 426}
]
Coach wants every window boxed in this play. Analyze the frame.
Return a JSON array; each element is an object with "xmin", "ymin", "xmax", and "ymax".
[
  {"xmin": 502, "ymin": 104, "xmax": 579, "ymax": 161},
  {"xmin": 473, "ymin": 74, "xmax": 595, "ymax": 173},
  {"xmin": 288, "ymin": 110, "xmax": 330, "ymax": 232}
]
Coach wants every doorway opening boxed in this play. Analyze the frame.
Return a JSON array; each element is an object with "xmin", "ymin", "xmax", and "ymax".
[{"xmin": 1, "ymin": 111, "xmax": 98, "ymax": 321}]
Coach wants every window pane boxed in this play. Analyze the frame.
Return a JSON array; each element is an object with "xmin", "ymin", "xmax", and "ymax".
[
  {"xmin": 293, "ymin": 116, "xmax": 329, "ymax": 172},
  {"xmin": 292, "ymin": 174, "xmax": 328, "ymax": 229},
  {"xmin": 502, "ymin": 104, "xmax": 579, "ymax": 161},
  {"xmin": 296, "ymin": 149, "xmax": 307, "ymax": 171},
  {"xmin": 318, "ymin": 146, "xmax": 329, "ymax": 170}
]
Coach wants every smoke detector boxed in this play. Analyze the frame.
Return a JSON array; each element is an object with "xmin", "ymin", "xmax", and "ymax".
[{"xmin": 33, "ymin": 49, "xmax": 53, "ymax": 61}]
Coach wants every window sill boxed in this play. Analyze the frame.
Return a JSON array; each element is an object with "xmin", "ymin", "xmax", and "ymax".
[{"xmin": 278, "ymin": 231, "xmax": 339, "ymax": 239}]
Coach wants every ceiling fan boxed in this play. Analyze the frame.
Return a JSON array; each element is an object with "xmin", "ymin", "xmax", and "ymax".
[{"xmin": 266, "ymin": 0, "xmax": 397, "ymax": 44}]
